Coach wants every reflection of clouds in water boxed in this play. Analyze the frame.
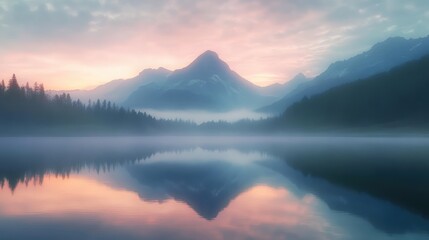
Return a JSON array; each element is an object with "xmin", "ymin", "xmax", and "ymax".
[
  {"xmin": 0, "ymin": 174, "xmax": 335, "ymax": 240},
  {"xmin": 215, "ymin": 186, "xmax": 334, "ymax": 240},
  {"xmin": 137, "ymin": 109, "xmax": 271, "ymax": 124}
]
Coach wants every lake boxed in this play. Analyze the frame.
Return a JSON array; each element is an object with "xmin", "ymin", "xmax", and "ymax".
[
  {"xmin": 136, "ymin": 109, "xmax": 270, "ymax": 124},
  {"xmin": 0, "ymin": 136, "xmax": 428, "ymax": 240}
]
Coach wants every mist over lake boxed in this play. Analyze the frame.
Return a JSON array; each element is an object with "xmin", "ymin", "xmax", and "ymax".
[{"xmin": 136, "ymin": 109, "xmax": 271, "ymax": 123}]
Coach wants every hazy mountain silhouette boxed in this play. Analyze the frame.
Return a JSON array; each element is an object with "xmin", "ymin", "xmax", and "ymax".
[
  {"xmin": 258, "ymin": 73, "xmax": 310, "ymax": 97},
  {"xmin": 123, "ymin": 50, "xmax": 275, "ymax": 111},
  {"xmin": 52, "ymin": 50, "xmax": 286, "ymax": 111},
  {"xmin": 50, "ymin": 67, "xmax": 171, "ymax": 103},
  {"xmin": 261, "ymin": 35, "xmax": 429, "ymax": 113},
  {"xmin": 281, "ymin": 54, "xmax": 429, "ymax": 130}
]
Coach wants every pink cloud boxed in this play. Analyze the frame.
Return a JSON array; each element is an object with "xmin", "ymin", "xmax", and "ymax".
[{"xmin": 0, "ymin": 0, "xmax": 428, "ymax": 90}]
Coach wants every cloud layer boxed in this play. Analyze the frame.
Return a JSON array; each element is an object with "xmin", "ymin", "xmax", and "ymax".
[{"xmin": 0, "ymin": 0, "xmax": 428, "ymax": 89}]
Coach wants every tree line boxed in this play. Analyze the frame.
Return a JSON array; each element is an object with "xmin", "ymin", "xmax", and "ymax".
[{"xmin": 0, "ymin": 74, "xmax": 196, "ymax": 135}]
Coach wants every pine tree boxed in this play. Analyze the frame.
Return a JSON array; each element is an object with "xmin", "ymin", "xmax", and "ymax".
[
  {"xmin": 7, "ymin": 74, "xmax": 21, "ymax": 97},
  {"xmin": 25, "ymin": 82, "xmax": 33, "ymax": 97},
  {"xmin": 0, "ymin": 80, "xmax": 5, "ymax": 96}
]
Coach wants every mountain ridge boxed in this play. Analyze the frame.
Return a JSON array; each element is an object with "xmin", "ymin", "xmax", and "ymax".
[
  {"xmin": 281, "ymin": 54, "xmax": 429, "ymax": 129},
  {"xmin": 258, "ymin": 73, "xmax": 311, "ymax": 97},
  {"xmin": 50, "ymin": 50, "xmax": 290, "ymax": 110},
  {"xmin": 49, "ymin": 67, "xmax": 172, "ymax": 103},
  {"xmin": 260, "ymin": 35, "xmax": 429, "ymax": 113},
  {"xmin": 123, "ymin": 50, "xmax": 276, "ymax": 111}
]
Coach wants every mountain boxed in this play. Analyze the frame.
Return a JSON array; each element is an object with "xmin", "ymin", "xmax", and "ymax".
[
  {"xmin": 281, "ymin": 54, "xmax": 429, "ymax": 130},
  {"xmin": 261, "ymin": 35, "xmax": 429, "ymax": 113},
  {"xmin": 258, "ymin": 73, "xmax": 310, "ymax": 97},
  {"xmin": 49, "ymin": 67, "xmax": 171, "ymax": 103},
  {"xmin": 123, "ymin": 50, "xmax": 275, "ymax": 111}
]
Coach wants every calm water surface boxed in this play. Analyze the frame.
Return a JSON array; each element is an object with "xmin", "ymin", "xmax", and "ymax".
[{"xmin": 0, "ymin": 137, "xmax": 429, "ymax": 240}]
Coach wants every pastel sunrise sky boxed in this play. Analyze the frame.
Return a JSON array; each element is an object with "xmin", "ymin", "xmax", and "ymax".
[{"xmin": 1, "ymin": 0, "xmax": 429, "ymax": 90}]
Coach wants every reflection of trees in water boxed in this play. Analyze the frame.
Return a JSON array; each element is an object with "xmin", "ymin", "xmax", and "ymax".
[
  {"xmin": 0, "ymin": 138, "xmax": 271, "ymax": 192},
  {"xmin": 0, "ymin": 152, "xmax": 149, "ymax": 192},
  {"xmin": 0, "ymin": 139, "xmax": 197, "ymax": 192},
  {"xmin": 0, "ymin": 159, "xmax": 137, "ymax": 192}
]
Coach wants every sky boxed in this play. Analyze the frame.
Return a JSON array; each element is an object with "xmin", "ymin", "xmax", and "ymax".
[{"xmin": 0, "ymin": 0, "xmax": 429, "ymax": 90}]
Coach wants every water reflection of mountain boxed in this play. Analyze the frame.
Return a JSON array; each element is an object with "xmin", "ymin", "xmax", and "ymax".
[
  {"xmin": 121, "ymin": 149, "xmax": 429, "ymax": 235},
  {"xmin": 262, "ymin": 159, "xmax": 429, "ymax": 235},
  {"xmin": 1, "ymin": 137, "xmax": 429, "ymax": 235},
  {"xmin": 270, "ymin": 139, "xmax": 429, "ymax": 220},
  {"xmin": 126, "ymin": 160, "xmax": 268, "ymax": 220}
]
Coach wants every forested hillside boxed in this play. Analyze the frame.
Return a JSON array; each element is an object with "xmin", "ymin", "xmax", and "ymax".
[{"xmin": 281, "ymin": 55, "xmax": 429, "ymax": 130}]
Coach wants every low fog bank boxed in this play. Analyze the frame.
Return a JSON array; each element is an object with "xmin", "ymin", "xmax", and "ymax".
[{"xmin": 136, "ymin": 109, "xmax": 271, "ymax": 124}]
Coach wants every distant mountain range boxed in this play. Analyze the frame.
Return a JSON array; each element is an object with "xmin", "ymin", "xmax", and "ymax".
[
  {"xmin": 50, "ymin": 67, "xmax": 172, "ymax": 104},
  {"xmin": 260, "ymin": 35, "xmax": 429, "ymax": 113},
  {"xmin": 52, "ymin": 51, "xmax": 291, "ymax": 111},
  {"xmin": 257, "ymin": 72, "xmax": 311, "ymax": 97},
  {"xmin": 51, "ymin": 35, "xmax": 429, "ymax": 114}
]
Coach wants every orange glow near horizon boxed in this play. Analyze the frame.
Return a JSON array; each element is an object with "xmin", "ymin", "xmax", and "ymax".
[
  {"xmin": 0, "ymin": 49, "xmax": 309, "ymax": 91},
  {"xmin": 0, "ymin": 174, "xmax": 333, "ymax": 239}
]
